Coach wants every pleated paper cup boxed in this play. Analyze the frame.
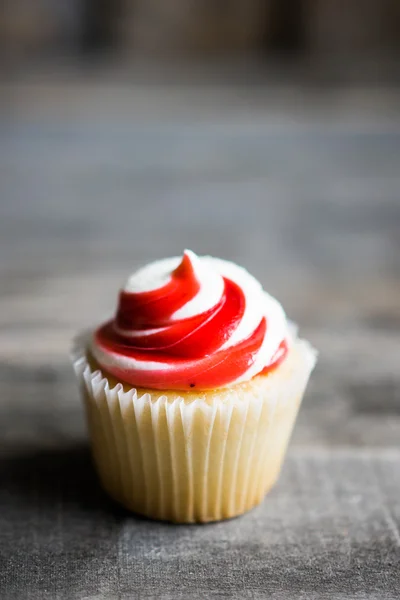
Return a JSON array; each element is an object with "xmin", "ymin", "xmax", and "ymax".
[{"xmin": 72, "ymin": 332, "xmax": 316, "ymax": 523}]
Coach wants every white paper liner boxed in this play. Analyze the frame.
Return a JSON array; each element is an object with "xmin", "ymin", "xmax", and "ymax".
[{"xmin": 72, "ymin": 330, "xmax": 317, "ymax": 523}]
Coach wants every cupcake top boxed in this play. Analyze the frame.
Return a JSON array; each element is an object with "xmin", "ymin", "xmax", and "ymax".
[{"xmin": 91, "ymin": 250, "xmax": 289, "ymax": 390}]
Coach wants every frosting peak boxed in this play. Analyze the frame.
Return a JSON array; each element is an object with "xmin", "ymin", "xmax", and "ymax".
[{"xmin": 92, "ymin": 251, "xmax": 288, "ymax": 390}]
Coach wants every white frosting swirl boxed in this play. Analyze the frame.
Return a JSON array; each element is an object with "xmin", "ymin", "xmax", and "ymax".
[{"xmin": 92, "ymin": 250, "xmax": 289, "ymax": 387}]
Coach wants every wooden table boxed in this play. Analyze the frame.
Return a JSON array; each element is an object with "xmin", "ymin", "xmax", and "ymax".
[{"xmin": 1, "ymin": 71, "xmax": 400, "ymax": 599}]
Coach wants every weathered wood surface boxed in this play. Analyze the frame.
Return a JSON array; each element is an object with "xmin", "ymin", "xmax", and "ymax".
[{"xmin": 1, "ymin": 75, "xmax": 399, "ymax": 599}]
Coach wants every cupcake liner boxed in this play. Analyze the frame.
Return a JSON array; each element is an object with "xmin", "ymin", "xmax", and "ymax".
[{"xmin": 72, "ymin": 331, "xmax": 317, "ymax": 523}]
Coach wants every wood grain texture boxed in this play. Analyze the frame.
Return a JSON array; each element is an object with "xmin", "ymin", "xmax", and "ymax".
[
  {"xmin": 1, "ymin": 448, "xmax": 399, "ymax": 599},
  {"xmin": 0, "ymin": 73, "xmax": 399, "ymax": 598}
]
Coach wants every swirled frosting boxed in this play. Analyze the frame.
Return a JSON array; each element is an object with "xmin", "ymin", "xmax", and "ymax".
[{"xmin": 91, "ymin": 250, "xmax": 289, "ymax": 390}]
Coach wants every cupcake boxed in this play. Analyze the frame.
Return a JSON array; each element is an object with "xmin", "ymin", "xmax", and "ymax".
[{"xmin": 72, "ymin": 250, "xmax": 316, "ymax": 523}]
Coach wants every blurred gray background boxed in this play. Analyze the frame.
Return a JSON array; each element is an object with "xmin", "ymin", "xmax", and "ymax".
[{"xmin": 1, "ymin": 2, "xmax": 400, "ymax": 599}]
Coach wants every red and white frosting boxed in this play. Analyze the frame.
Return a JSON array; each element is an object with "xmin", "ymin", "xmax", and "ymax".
[{"xmin": 91, "ymin": 250, "xmax": 289, "ymax": 390}]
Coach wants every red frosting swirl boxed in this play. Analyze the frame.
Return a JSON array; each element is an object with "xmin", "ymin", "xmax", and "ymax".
[{"xmin": 92, "ymin": 251, "xmax": 288, "ymax": 390}]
